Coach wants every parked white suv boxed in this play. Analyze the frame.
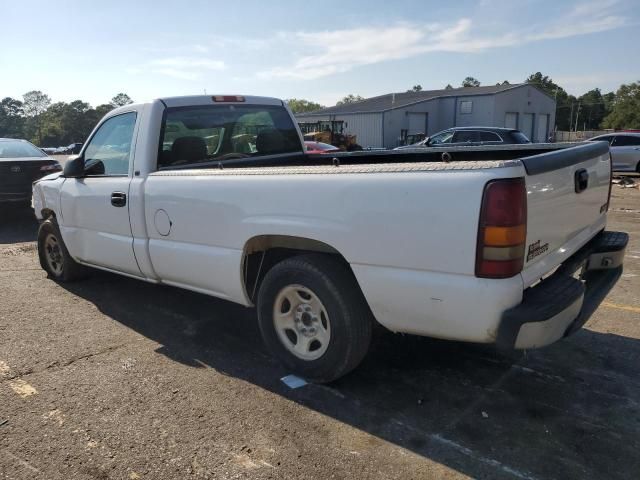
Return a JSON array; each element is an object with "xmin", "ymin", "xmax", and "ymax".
[{"xmin": 589, "ymin": 133, "xmax": 640, "ymax": 173}]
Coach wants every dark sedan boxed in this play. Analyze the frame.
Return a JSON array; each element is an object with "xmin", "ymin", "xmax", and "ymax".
[
  {"xmin": 395, "ymin": 127, "xmax": 531, "ymax": 150},
  {"xmin": 0, "ymin": 138, "xmax": 62, "ymax": 208}
]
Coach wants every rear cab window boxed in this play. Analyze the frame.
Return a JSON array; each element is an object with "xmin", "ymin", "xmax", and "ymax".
[{"xmin": 158, "ymin": 104, "xmax": 302, "ymax": 169}]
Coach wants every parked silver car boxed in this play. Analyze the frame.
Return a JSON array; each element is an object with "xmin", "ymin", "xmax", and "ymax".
[{"xmin": 589, "ymin": 133, "xmax": 640, "ymax": 173}]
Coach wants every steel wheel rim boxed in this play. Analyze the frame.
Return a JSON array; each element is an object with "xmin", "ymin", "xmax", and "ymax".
[
  {"xmin": 273, "ymin": 284, "xmax": 331, "ymax": 360},
  {"xmin": 44, "ymin": 233, "xmax": 64, "ymax": 276}
]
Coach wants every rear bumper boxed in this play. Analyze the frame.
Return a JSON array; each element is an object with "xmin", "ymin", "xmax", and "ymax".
[{"xmin": 497, "ymin": 231, "xmax": 627, "ymax": 349}]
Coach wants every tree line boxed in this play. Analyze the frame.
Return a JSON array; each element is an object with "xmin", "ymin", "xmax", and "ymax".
[
  {"xmin": 2, "ymin": 74, "xmax": 638, "ymax": 147},
  {"xmin": 287, "ymin": 73, "xmax": 640, "ymax": 130},
  {"xmin": 0, "ymin": 92, "xmax": 133, "ymax": 147}
]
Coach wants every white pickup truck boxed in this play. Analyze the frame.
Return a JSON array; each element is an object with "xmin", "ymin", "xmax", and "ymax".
[{"xmin": 33, "ymin": 95, "xmax": 627, "ymax": 382}]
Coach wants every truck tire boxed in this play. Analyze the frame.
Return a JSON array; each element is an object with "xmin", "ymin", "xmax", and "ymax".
[
  {"xmin": 37, "ymin": 218, "xmax": 88, "ymax": 282},
  {"xmin": 257, "ymin": 254, "xmax": 372, "ymax": 383}
]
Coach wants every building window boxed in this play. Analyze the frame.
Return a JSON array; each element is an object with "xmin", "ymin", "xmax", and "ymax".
[{"xmin": 459, "ymin": 100, "xmax": 473, "ymax": 114}]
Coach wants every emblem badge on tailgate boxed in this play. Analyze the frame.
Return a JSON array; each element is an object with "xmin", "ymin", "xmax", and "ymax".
[
  {"xmin": 10, "ymin": 166, "xmax": 21, "ymax": 173},
  {"xmin": 527, "ymin": 240, "xmax": 549, "ymax": 262}
]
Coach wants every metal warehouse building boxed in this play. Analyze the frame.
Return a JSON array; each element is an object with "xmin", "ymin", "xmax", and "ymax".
[{"xmin": 296, "ymin": 84, "xmax": 556, "ymax": 149}]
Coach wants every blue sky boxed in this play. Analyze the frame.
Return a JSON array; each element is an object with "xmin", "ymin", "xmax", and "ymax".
[{"xmin": 1, "ymin": 0, "xmax": 638, "ymax": 107}]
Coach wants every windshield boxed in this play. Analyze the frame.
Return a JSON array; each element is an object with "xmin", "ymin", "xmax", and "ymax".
[
  {"xmin": 0, "ymin": 140, "xmax": 47, "ymax": 158},
  {"xmin": 429, "ymin": 131, "xmax": 453, "ymax": 145},
  {"xmin": 159, "ymin": 104, "xmax": 302, "ymax": 169},
  {"xmin": 511, "ymin": 131, "xmax": 531, "ymax": 144}
]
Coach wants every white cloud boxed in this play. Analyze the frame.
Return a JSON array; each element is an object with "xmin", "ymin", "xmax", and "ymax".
[
  {"xmin": 148, "ymin": 57, "xmax": 225, "ymax": 70},
  {"xmin": 259, "ymin": 4, "xmax": 628, "ymax": 80},
  {"xmin": 131, "ymin": 56, "xmax": 226, "ymax": 81}
]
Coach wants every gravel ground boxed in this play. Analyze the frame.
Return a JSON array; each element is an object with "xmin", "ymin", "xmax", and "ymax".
[{"xmin": 0, "ymin": 181, "xmax": 639, "ymax": 480}]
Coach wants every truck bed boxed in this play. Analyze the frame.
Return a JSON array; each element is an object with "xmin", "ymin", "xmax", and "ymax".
[{"xmin": 156, "ymin": 141, "xmax": 607, "ymax": 174}]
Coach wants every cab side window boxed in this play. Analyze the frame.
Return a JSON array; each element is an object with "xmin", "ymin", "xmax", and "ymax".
[{"xmin": 84, "ymin": 112, "xmax": 137, "ymax": 176}]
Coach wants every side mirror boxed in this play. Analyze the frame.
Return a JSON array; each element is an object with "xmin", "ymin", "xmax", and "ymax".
[
  {"xmin": 63, "ymin": 155, "xmax": 85, "ymax": 177},
  {"xmin": 84, "ymin": 159, "xmax": 105, "ymax": 175}
]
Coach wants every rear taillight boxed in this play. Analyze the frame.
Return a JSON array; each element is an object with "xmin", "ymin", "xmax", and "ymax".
[{"xmin": 475, "ymin": 178, "xmax": 527, "ymax": 278}]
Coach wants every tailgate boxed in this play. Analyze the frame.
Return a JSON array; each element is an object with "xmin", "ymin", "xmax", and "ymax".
[{"xmin": 520, "ymin": 142, "xmax": 611, "ymax": 287}]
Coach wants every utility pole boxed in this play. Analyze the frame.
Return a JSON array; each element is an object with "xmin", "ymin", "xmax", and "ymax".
[{"xmin": 574, "ymin": 102, "xmax": 581, "ymax": 134}]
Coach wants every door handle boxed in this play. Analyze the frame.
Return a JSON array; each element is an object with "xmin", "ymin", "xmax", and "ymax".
[
  {"xmin": 574, "ymin": 169, "xmax": 589, "ymax": 193},
  {"xmin": 111, "ymin": 192, "xmax": 127, "ymax": 207}
]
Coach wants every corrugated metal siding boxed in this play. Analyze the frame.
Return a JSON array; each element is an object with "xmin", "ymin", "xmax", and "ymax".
[
  {"xmin": 296, "ymin": 113, "xmax": 383, "ymax": 148},
  {"xmin": 343, "ymin": 114, "xmax": 383, "ymax": 148}
]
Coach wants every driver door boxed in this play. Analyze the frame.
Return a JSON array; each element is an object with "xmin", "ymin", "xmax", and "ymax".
[{"xmin": 59, "ymin": 111, "xmax": 142, "ymax": 276}]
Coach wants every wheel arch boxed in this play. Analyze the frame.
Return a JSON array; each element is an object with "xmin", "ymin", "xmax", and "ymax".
[{"xmin": 241, "ymin": 234, "xmax": 357, "ymax": 304}]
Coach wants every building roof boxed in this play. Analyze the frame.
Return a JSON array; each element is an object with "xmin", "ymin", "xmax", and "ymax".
[{"xmin": 299, "ymin": 84, "xmax": 531, "ymax": 116}]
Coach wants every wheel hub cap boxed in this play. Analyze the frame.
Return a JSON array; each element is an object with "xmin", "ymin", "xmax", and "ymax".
[
  {"xmin": 44, "ymin": 234, "xmax": 64, "ymax": 276},
  {"xmin": 273, "ymin": 285, "xmax": 331, "ymax": 360}
]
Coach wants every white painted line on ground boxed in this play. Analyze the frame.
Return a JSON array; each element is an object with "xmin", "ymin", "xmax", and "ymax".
[
  {"xmin": 390, "ymin": 418, "xmax": 538, "ymax": 480},
  {"xmin": 7, "ymin": 379, "xmax": 38, "ymax": 398}
]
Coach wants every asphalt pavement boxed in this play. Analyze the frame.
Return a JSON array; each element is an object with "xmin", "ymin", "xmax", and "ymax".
[{"xmin": 0, "ymin": 181, "xmax": 639, "ymax": 479}]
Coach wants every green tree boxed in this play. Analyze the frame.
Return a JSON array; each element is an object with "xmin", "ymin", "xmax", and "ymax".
[
  {"xmin": 285, "ymin": 98, "xmax": 324, "ymax": 114},
  {"xmin": 602, "ymin": 81, "xmax": 640, "ymax": 129},
  {"xmin": 444, "ymin": 84, "xmax": 453, "ymax": 90},
  {"xmin": 22, "ymin": 90, "xmax": 51, "ymax": 144},
  {"xmin": 525, "ymin": 72, "xmax": 576, "ymax": 131},
  {"xmin": 0, "ymin": 97, "xmax": 25, "ymax": 138},
  {"xmin": 462, "ymin": 77, "xmax": 480, "ymax": 87},
  {"xmin": 407, "ymin": 85, "xmax": 423, "ymax": 92},
  {"xmin": 37, "ymin": 100, "xmax": 104, "ymax": 146},
  {"xmin": 577, "ymin": 88, "xmax": 606, "ymax": 130},
  {"xmin": 110, "ymin": 93, "xmax": 133, "ymax": 107},
  {"xmin": 336, "ymin": 94, "xmax": 364, "ymax": 106},
  {"xmin": 602, "ymin": 91, "xmax": 616, "ymax": 118}
]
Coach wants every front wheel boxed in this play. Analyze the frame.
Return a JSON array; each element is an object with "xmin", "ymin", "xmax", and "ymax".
[
  {"xmin": 37, "ymin": 218, "xmax": 88, "ymax": 281},
  {"xmin": 257, "ymin": 254, "xmax": 372, "ymax": 383}
]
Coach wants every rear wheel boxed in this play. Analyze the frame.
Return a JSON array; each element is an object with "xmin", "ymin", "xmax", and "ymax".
[
  {"xmin": 37, "ymin": 218, "xmax": 88, "ymax": 281},
  {"xmin": 257, "ymin": 254, "xmax": 372, "ymax": 383}
]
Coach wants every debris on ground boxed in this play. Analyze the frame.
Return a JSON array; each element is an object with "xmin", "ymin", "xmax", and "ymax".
[
  {"xmin": 281, "ymin": 374, "xmax": 308, "ymax": 389},
  {"xmin": 481, "ymin": 411, "xmax": 489, "ymax": 419},
  {"xmin": 612, "ymin": 176, "xmax": 638, "ymax": 188}
]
